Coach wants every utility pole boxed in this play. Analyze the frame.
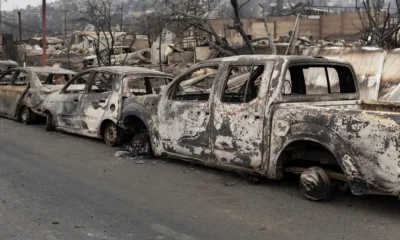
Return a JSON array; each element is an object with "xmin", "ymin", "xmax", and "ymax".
[
  {"xmin": 18, "ymin": 11, "xmax": 22, "ymax": 43},
  {"xmin": 64, "ymin": 10, "xmax": 66, "ymax": 43},
  {"xmin": 120, "ymin": 2, "xmax": 123, "ymax": 32},
  {"xmin": 276, "ymin": 0, "xmax": 283, "ymax": 16},
  {"xmin": 42, "ymin": 0, "xmax": 46, "ymax": 66},
  {"xmin": 0, "ymin": 0, "xmax": 7, "ymax": 51},
  {"xmin": 0, "ymin": 1, "xmax": 2, "ymax": 48},
  {"xmin": 64, "ymin": 9, "xmax": 70, "ymax": 66}
]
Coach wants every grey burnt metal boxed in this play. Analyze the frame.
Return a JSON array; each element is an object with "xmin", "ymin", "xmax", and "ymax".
[
  {"xmin": 0, "ymin": 60, "xmax": 18, "ymax": 74},
  {"xmin": 302, "ymin": 45, "xmax": 400, "ymax": 102},
  {"xmin": 0, "ymin": 66, "xmax": 76, "ymax": 123},
  {"xmin": 121, "ymin": 55, "xmax": 400, "ymax": 199},
  {"xmin": 41, "ymin": 66, "xmax": 173, "ymax": 146}
]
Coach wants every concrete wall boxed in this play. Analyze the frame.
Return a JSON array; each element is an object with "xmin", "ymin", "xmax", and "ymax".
[
  {"xmin": 250, "ymin": 22, "xmax": 275, "ymax": 39},
  {"xmin": 209, "ymin": 11, "xmax": 386, "ymax": 41},
  {"xmin": 321, "ymin": 15, "xmax": 342, "ymax": 38}
]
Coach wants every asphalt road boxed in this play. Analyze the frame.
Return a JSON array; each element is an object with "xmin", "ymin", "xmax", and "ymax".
[{"xmin": 0, "ymin": 118, "xmax": 400, "ymax": 240}]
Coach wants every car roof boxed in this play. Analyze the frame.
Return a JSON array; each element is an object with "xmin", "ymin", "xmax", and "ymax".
[
  {"xmin": 16, "ymin": 66, "xmax": 77, "ymax": 75},
  {"xmin": 94, "ymin": 66, "xmax": 173, "ymax": 77},
  {"xmin": 209, "ymin": 55, "xmax": 351, "ymax": 65}
]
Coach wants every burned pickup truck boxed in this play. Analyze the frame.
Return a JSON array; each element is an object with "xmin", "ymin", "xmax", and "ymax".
[{"xmin": 121, "ymin": 55, "xmax": 400, "ymax": 201}]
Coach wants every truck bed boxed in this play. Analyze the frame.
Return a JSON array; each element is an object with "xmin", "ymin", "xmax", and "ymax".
[{"xmin": 360, "ymin": 101, "xmax": 400, "ymax": 113}]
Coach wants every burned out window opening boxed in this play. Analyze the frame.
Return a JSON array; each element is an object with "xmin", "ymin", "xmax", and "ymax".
[
  {"xmin": 222, "ymin": 65, "xmax": 265, "ymax": 104},
  {"xmin": 0, "ymin": 70, "xmax": 15, "ymax": 85},
  {"xmin": 169, "ymin": 65, "xmax": 219, "ymax": 102},
  {"xmin": 122, "ymin": 76, "xmax": 172, "ymax": 97},
  {"xmin": 89, "ymin": 72, "xmax": 117, "ymax": 93},
  {"xmin": 13, "ymin": 71, "xmax": 29, "ymax": 86},
  {"xmin": 63, "ymin": 72, "xmax": 91, "ymax": 94},
  {"xmin": 38, "ymin": 74, "xmax": 72, "ymax": 85},
  {"xmin": 283, "ymin": 65, "xmax": 357, "ymax": 96},
  {"xmin": 148, "ymin": 77, "xmax": 171, "ymax": 94},
  {"xmin": 123, "ymin": 76, "xmax": 148, "ymax": 96}
]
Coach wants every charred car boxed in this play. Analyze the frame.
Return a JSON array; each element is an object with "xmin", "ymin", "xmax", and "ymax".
[
  {"xmin": 0, "ymin": 60, "xmax": 18, "ymax": 74},
  {"xmin": 41, "ymin": 66, "xmax": 173, "ymax": 147},
  {"xmin": 121, "ymin": 55, "xmax": 400, "ymax": 201},
  {"xmin": 83, "ymin": 46, "xmax": 137, "ymax": 69},
  {"xmin": 0, "ymin": 67, "xmax": 76, "ymax": 124}
]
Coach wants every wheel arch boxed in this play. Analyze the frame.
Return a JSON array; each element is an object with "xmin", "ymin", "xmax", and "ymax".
[
  {"xmin": 267, "ymin": 122, "xmax": 366, "ymax": 194},
  {"xmin": 122, "ymin": 102, "xmax": 161, "ymax": 154},
  {"xmin": 121, "ymin": 102, "xmax": 156, "ymax": 133}
]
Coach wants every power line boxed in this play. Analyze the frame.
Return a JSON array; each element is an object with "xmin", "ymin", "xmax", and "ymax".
[
  {"xmin": 1, "ymin": 14, "xmax": 59, "ymax": 34},
  {"xmin": 1, "ymin": 20, "xmax": 40, "ymax": 33}
]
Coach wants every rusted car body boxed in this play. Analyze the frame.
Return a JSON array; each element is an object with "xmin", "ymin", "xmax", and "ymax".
[
  {"xmin": 41, "ymin": 66, "xmax": 173, "ymax": 147},
  {"xmin": 0, "ymin": 67, "xmax": 76, "ymax": 124},
  {"xmin": 121, "ymin": 55, "xmax": 400, "ymax": 200}
]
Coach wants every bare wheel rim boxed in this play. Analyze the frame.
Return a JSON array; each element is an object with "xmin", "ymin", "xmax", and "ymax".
[
  {"xmin": 46, "ymin": 113, "xmax": 53, "ymax": 128},
  {"xmin": 21, "ymin": 108, "xmax": 29, "ymax": 122},
  {"xmin": 106, "ymin": 124, "xmax": 117, "ymax": 144},
  {"xmin": 299, "ymin": 167, "xmax": 331, "ymax": 201}
]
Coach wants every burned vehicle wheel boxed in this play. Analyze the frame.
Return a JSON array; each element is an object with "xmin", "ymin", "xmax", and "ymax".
[
  {"xmin": 299, "ymin": 167, "xmax": 331, "ymax": 201},
  {"xmin": 103, "ymin": 122, "xmax": 124, "ymax": 147},
  {"xmin": 129, "ymin": 132, "xmax": 153, "ymax": 156},
  {"xmin": 19, "ymin": 107, "xmax": 33, "ymax": 125},
  {"xmin": 45, "ymin": 112, "xmax": 55, "ymax": 131}
]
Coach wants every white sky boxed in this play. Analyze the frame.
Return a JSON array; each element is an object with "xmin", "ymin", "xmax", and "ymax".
[{"xmin": 2, "ymin": 0, "xmax": 56, "ymax": 11}]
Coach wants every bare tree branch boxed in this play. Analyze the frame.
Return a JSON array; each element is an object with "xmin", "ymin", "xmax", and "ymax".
[
  {"xmin": 259, "ymin": 3, "xmax": 276, "ymax": 55},
  {"xmin": 239, "ymin": 0, "xmax": 251, "ymax": 12},
  {"xmin": 76, "ymin": 0, "xmax": 118, "ymax": 66},
  {"xmin": 230, "ymin": 0, "xmax": 254, "ymax": 54}
]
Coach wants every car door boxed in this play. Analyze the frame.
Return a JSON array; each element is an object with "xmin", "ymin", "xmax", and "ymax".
[
  {"xmin": 158, "ymin": 63, "xmax": 220, "ymax": 161},
  {"xmin": 6, "ymin": 70, "xmax": 29, "ymax": 117},
  {"xmin": 0, "ymin": 70, "xmax": 16, "ymax": 114},
  {"xmin": 56, "ymin": 71, "xmax": 92, "ymax": 132},
  {"xmin": 79, "ymin": 71, "xmax": 119, "ymax": 137},
  {"xmin": 211, "ymin": 60, "xmax": 274, "ymax": 170}
]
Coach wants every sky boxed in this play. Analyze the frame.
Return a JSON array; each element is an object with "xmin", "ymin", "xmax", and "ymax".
[{"xmin": 2, "ymin": 0, "xmax": 56, "ymax": 11}]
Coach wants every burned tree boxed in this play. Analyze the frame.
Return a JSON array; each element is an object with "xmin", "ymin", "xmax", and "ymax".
[
  {"xmin": 145, "ymin": 0, "xmax": 260, "ymax": 57},
  {"xmin": 357, "ymin": 0, "xmax": 400, "ymax": 48},
  {"xmin": 76, "ymin": 0, "xmax": 118, "ymax": 66}
]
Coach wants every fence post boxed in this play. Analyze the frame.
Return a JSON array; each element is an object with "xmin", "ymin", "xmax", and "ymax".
[
  {"xmin": 341, "ymin": 12, "xmax": 344, "ymax": 37},
  {"xmin": 319, "ymin": 16, "xmax": 323, "ymax": 40}
]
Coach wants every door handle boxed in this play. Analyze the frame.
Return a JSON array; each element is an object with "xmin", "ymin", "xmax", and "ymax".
[
  {"xmin": 99, "ymin": 99, "xmax": 106, "ymax": 103},
  {"xmin": 205, "ymin": 112, "xmax": 210, "ymax": 116},
  {"xmin": 255, "ymin": 115, "xmax": 261, "ymax": 120},
  {"xmin": 73, "ymin": 99, "xmax": 79, "ymax": 103}
]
